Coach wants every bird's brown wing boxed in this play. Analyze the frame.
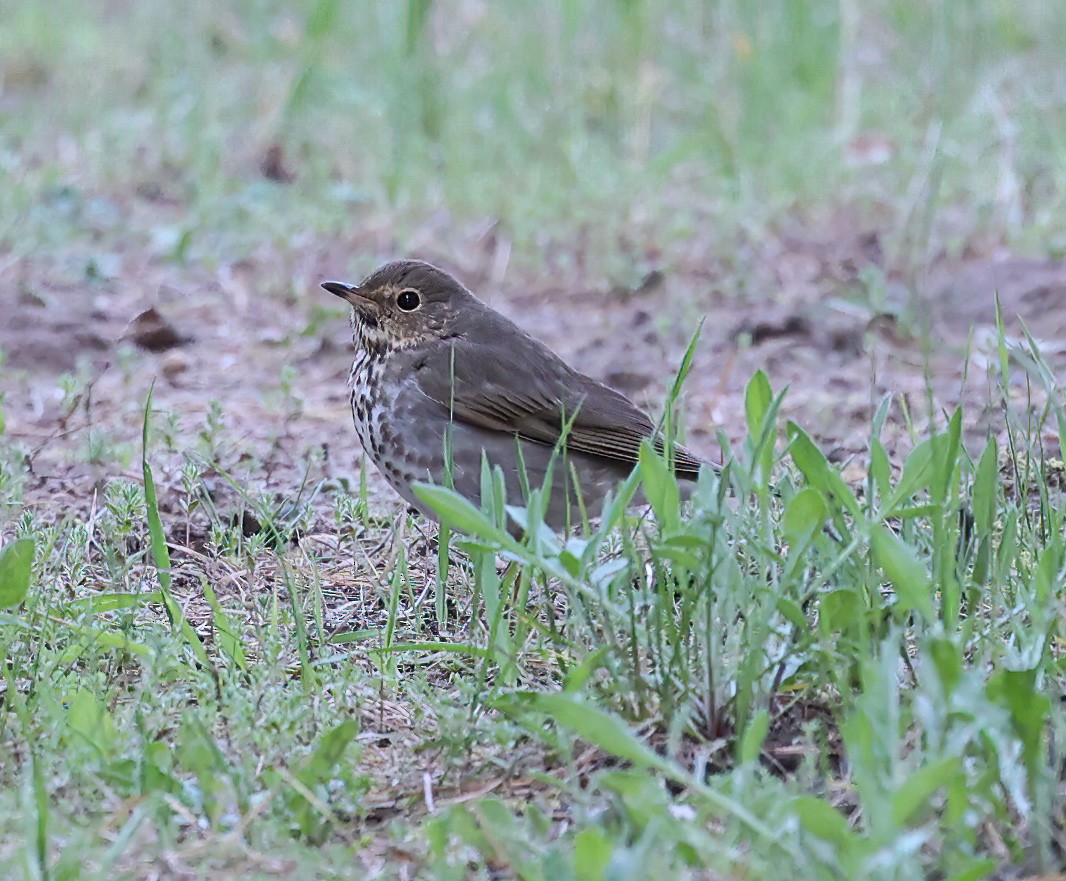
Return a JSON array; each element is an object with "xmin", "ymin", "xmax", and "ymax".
[{"xmin": 412, "ymin": 332, "xmax": 704, "ymax": 478}]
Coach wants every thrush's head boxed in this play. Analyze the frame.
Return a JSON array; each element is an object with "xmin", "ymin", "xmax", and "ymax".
[{"xmin": 322, "ymin": 260, "xmax": 472, "ymax": 351}]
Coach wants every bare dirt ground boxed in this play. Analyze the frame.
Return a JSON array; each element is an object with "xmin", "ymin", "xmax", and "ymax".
[{"xmin": 5, "ymin": 214, "xmax": 1064, "ymax": 528}]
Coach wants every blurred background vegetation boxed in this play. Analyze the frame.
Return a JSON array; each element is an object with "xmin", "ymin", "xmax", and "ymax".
[{"xmin": 3, "ymin": 0, "xmax": 1064, "ymax": 282}]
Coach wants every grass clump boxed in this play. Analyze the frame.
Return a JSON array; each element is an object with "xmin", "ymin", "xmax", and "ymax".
[
  {"xmin": 2, "ymin": 1, "xmax": 1066, "ymax": 878},
  {"xmin": 2, "ymin": 334, "xmax": 1064, "ymax": 878}
]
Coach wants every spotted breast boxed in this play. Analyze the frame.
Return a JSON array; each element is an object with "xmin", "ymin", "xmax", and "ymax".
[
  {"xmin": 346, "ymin": 334, "xmax": 443, "ymax": 514},
  {"xmin": 347, "ymin": 347, "xmax": 379, "ymax": 457}
]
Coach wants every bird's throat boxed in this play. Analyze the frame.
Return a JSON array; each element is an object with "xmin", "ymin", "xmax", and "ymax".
[{"xmin": 350, "ymin": 311, "xmax": 392, "ymax": 356}]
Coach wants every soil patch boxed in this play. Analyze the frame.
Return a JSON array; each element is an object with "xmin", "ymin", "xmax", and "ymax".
[{"xmin": 4, "ymin": 225, "xmax": 1063, "ymax": 524}]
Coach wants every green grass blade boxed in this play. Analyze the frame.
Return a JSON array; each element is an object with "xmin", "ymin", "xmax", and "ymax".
[
  {"xmin": 870, "ymin": 524, "xmax": 934, "ymax": 622},
  {"xmin": 493, "ymin": 691, "xmax": 790, "ymax": 852},
  {"xmin": 0, "ymin": 538, "xmax": 34, "ymax": 610},
  {"xmin": 201, "ymin": 579, "xmax": 248, "ymax": 672},
  {"xmin": 142, "ymin": 385, "xmax": 209, "ymax": 666}
]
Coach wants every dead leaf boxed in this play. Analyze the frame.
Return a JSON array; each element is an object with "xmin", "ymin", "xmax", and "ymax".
[{"xmin": 123, "ymin": 307, "xmax": 188, "ymax": 352}]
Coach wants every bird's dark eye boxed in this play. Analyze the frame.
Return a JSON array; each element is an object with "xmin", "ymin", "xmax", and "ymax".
[{"xmin": 396, "ymin": 289, "xmax": 421, "ymax": 312}]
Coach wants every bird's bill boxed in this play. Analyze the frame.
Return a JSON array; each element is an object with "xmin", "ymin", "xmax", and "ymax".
[{"xmin": 321, "ymin": 280, "xmax": 379, "ymax": 314}]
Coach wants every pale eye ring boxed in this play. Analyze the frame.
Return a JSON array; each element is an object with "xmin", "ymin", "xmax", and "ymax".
[{"xmin": 396, "ymin": 289, "xmax": 421, "ymax": 312}]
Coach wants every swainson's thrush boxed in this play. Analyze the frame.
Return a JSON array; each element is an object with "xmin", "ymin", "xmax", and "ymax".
[{"xmin": 322, "ymin": 260, "xmax": 705, "ymax": 531}]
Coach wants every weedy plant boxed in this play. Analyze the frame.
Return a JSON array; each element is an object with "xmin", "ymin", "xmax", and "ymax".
[
  {"xmin": 2, "ymin": 0, "xmax": 1065, "ymax": 876},
  {"xmin": 394, "ymin": 332, "xmax": 1066, "ymax": 878},
  {"xmin": 1, "ymin": 328, "xmax": 1064, "ymax": 877}
]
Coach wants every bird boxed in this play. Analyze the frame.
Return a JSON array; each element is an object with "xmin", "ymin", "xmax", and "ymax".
[{"xmin": 322, "ymin": 259, "xmax": 706, "ymax": 533}]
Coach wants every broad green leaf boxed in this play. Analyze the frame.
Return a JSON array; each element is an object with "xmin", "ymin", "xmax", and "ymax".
[
  {"xmin": 745, "ymin": 370, "xmax": 775, "ymax": 485},
  {"xmin": 886, "ymin": 437, "xmax": 937, "ymax": 511},
  {"xmin": 574, "ymin": 827, "xmax": 613, "ymax": 881},
  {"xmin": 787, "ymin": 422, "xmax": 860, "ymax": 523},
  {"xmin": 54, "ymin": 622, "xmax": 154, "ymax": 662},
  {"xmin": 1032, "ymin": 541, "xmax": 1062, "ymax": 605},
  {"xmin": 382, "ymin": 641, "xmax": 493, "ymax": 659},
  {"xmin": 793, "ymin": 796, "xmax": 854, "ymax": 846},
  {"xmin": 201, "ymin": 580, "xmax": 247, "ymax": 671},
  {"xmin": 783, "ymin": 488, "xmax": 827, "ymax": 544},
  {"xmin": 870, "ymin": 393, "xmax": 893, "ymax": 440},
  {"xmin": 413, "ymin": 483, "xmax": 513, "ymax": 545},
  {"xmin": 492, "ymin": 691, "xmax": 782, "ymax": 848},
  {"xmin": 496, "ymin": 691, "xmax": 673, "ymax": 774},
  {"xmin": 176, "ymin": 718, "xmax": 230, "ymax": 825},
  {"xmin": 563, "ymin": 647, "xmax": 609, "ymax": 693},
  {"xmin": 986, "ymin": 667, "xmax": 1051, "ymax": 777},
  {"xmin": 479, "ymin": 455, "xmax": 508, "ymax": 530},
  {"xmin": 995, "ymin": 510, "xmax": 1019, "ymax": 585},
  {"xmin": 66, "ymin": 689, "xmax": 117, "ymax": 757},
  {"xmin": 599, "ymin": 468, "xmax": 642, "ymax": 533},
  {"xmin": 776, "ymin": 597, "xmax": 808, "ymax": 630},
  {"xmin": 870, "ymin": 525, "xmax": 934, "ymax": 622},
  {"xmin": 65, "ymin": 592, "xmax": 160, "ymax": 616},
  {"xmin": 304, "ymin": 0, "xmax": 340, "ymax": 41},
  {"xmin": 639, "ymin": 440, "xmax": 680, "ymax": 530},
  {"xmin": 738, "ymin": 708, "xmax": 770, "ymax": 765},
  {"xmin": 931, "ymin": 409, "xmax": 963, "ymax": 506},
  {"xmin": 651, "ymin": 544, "xmax": 704, "ymax": 571},
  {"xmin": 892, "ymin": 504, "xmax": 941, "ymax": 520},
  {"xmin": 142, "ymin": 740, "xmax": 181, "ymax": 796},
  {"xmin": 891, "ymin": 757, "xmax": 961, "ymax": 826},
  {"xmin": 327, "ymin": 629, "xmax": 377, "ymax": 644},
  {"xmin": 972, "ymin": 437, "xmax": 998, "ymax": 537},
  {"xmin": 820, "ymin": 589, "xmax": 866, "ymax": 637},
  {"xmin": 869, "ymin": 439, "xmax": 892, "ymax": 507},
  {"xmin": 301, "ymin": 720, "xmax": 359, "ymax": 784},
  {"xmin": 404, "ymin": 0, "xmax": 433, "ymax": 53},
  {"xmin": 927, "ymin": 636, "xmax": 962, "ymax": 696},
  {"xmin": 743, "ymin": 369, "xmax": 770, "ymax": 428},
  {"xmin": 786, "ymin": 423, "xmax": 832, "ymax": 486},
  {"xmin": 0, "ymin": 538, "xmax": 34, "ymax": 609},
  {"xmin": 946, "ymin": 860, "xmax": 999, "ymax": 881}
]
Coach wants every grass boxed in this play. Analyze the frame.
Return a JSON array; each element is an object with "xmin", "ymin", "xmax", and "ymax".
[
  {"xmin": 2, "ymin": 0, "xmax": 1065, "ymax": 278},
  {"xmin": 2, "ymin": 331, "xmax": 1066, "ymax": 878},
  {"xmin": 3, "ymin": 0, "xmax": 1066, "ymax": 878}
]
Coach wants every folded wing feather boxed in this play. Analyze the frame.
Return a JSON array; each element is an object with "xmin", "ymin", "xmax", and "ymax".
[{"xmin": 413, "ymin": 335, "xmax": 704, "ymax": 479}]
